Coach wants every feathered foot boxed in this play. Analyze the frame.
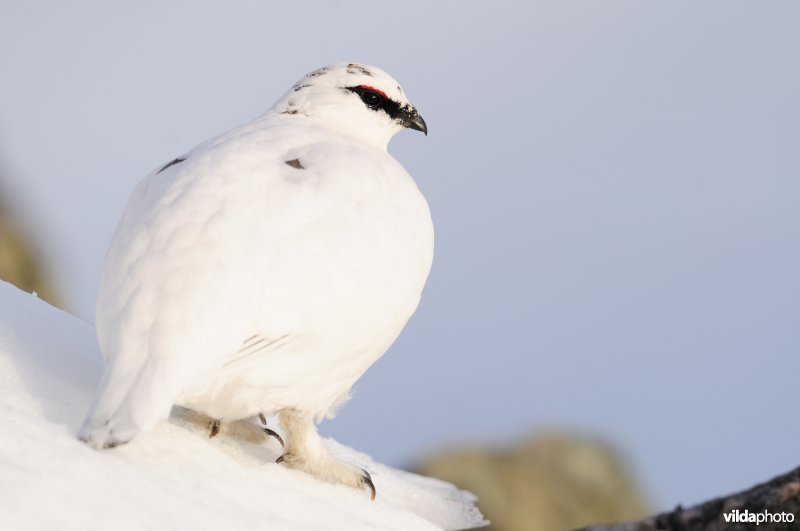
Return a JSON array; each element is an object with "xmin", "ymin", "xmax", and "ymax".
[
  {"xmin": 176, "ymin": 408, "xmax": 283, "ymax": 447},
  {"xmin": 275, "ymin": 408, "xmax": 376, "ymax": 500}
]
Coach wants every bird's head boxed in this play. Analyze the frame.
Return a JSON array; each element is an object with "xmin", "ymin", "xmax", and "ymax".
[{"xmin": 274, "ymin": 63, "xmax": 427, "ymax": 150}]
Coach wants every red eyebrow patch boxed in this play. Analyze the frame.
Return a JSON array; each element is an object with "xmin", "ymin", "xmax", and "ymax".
[{"xmin": 358, "ymin": 85, "xmax": 388, "ymax": 99}]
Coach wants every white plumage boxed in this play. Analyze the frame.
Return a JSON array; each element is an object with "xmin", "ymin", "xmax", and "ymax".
[{"xmin": 79, "ymin": 63, "xmax": 433, "ymax": 496}]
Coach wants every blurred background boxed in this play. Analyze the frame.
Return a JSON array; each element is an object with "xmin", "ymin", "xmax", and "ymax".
[{"xmin": 1, "ymin": 1, "xmax": 799, "ymax": 529}]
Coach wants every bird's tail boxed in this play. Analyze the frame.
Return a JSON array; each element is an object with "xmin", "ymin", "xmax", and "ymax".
[{"xmin": 78, "ymin": 357, "xmax": 177, "ymax": 449}]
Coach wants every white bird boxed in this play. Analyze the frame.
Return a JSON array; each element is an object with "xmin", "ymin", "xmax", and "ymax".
[{"xmin": 79, "ymin": 63, "xmax": 433, "ymax": 498}]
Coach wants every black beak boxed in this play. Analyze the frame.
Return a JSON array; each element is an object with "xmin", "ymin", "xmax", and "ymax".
[{"xmin": 398, "ymin": 106, "xmax": 428, "ymax": 136}]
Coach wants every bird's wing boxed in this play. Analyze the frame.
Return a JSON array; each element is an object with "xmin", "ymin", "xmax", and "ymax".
[
  {"xmin": 82, "ymin": 118, "xmax": 405, "ymax": 445},
  {"xmin": 223, "ymin": 333, "xmax": 292, "ymax": 368}
]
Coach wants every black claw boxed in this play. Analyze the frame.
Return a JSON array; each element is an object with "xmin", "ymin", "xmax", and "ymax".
[
  {"xmin": 361, "ymin": 469, "xmax": 376, "ymax": 501},
  {"xmin": 276, "ymin": 454, "xmax": 285, "ymax": 464},
  {"xmin": 258, "ymin": 413, "xmax": 267, "ymax": 425},
  {"xmin": 208, "ymin": 419, "xmax": 220, "ymax": 438},
  {"xmin": 263, "ymin": 427, "xmax": 285, "ymax": 447}
]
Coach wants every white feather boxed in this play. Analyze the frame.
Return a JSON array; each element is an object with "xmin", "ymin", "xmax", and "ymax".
[{"xmin": 79, "ymin": 63, "xmax": 434, "ymax": 462}]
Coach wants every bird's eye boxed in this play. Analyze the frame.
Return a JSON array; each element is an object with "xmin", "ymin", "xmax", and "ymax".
[
  {"xmin": 360, "ymin": 90, "xmax": 383, "ymax": 107},
  {"xmin": 346, "ymin": 85, "xmax": 390, "ymax": 111}
]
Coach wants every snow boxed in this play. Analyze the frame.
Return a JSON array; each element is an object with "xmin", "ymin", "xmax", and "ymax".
[{"xmin": 0, "ymin": 280, "xmax": 486, "ymax": 530}]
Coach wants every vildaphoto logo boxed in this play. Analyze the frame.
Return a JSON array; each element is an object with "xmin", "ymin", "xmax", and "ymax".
[{"xmin": 723, "ymin": 509, "xmax": 795, "ymax": 525}]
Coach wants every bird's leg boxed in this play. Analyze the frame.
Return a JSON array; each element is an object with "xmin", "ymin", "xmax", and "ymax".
[
  {"xmin": 256, "ymin": 412, "xmax": 285, "ymax": 447},
  {"xmin": 275, "ymin": 408, "xmax": 375, "ymax": 500}
]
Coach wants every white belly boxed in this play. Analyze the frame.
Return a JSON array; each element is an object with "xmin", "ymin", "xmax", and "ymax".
[{"xmin": 177, "ymin": 219, "xmax": 432, "ymax": 421}]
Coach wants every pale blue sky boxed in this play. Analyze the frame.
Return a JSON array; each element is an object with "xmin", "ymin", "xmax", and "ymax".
[{"xmin": 1, "ymin": 0, "xmax": 799, "ymax": 509}]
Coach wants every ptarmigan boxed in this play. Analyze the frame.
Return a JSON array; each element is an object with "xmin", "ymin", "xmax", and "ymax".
[{"xmin": 78, "ymin": 63, "xmax": 433, "ymax": 498}]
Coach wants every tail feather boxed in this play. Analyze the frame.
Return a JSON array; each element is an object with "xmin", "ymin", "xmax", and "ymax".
[{"xmin": 78, "ymin": 357, "xmax": 178, "ymax": 448}]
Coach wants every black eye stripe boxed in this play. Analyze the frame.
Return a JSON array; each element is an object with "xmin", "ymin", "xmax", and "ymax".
[{"xmin": 345, "ymin": 86, "xmax": 403, "ymax": 119}]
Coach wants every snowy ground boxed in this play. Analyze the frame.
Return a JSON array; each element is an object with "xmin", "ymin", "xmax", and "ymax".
[{"xmin": 0, "ymin": 280, "xmax": 485, "ymax": 530}]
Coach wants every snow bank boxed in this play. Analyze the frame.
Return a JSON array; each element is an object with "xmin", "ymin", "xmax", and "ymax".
[{"xmin": 0, "ymin": 280, "xmax": 486, "ymax": 530}]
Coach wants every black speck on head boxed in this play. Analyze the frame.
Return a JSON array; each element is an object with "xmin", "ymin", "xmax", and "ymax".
[
  {"xmin": 285, "ymin": 158, "xmax": 305, "ymax": 170},
  {"xmin": 282, "ymin": 109, "xmax": 299, "ymax": 115},
  {"xmin": 308, "ymin": 67, "xmax": 328, "ymax": 78},
  {"xmin": 287, "ymin": 99, "xmax": 297, "ymax": 107},
  {"xmin": 397, "ymin": 85, "xmax": 402, "ymax": 93},
  {"xmin": 293, "ymin": 84, "xmax": 311, "ymax": 92},
  {"xmin": 346, "ymin": 63, "xmax": 373, "ymax": 76},
  {"xmin": 157, "ymin": 157, "xmax": 186, "ymax": 174}
]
